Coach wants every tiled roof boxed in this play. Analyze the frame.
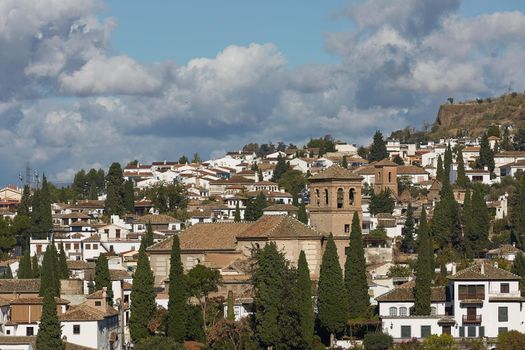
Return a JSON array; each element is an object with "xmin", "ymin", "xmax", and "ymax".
[
  {"xmin": 309, "ymin": 165, "xmax": 363, "ymax": 181},
  {"xmin": 85, "ymin": 269, "xmax": 131, "ymax": 281},
  {"xmin": 448, "ymin": 263, "xmax": 521, "ymax": 281},
  {"xmin": 211, "ymin": 175, "xmax": 255, "ymax": 185},
  {"xmin": 70, "ymin": 200, "xmax": 105, "ymax": 209},
  {"xmin": 0, "ymin": 279, "xmax": 40, "ymax": 293},
  {"xmin": 59, "ymin": 304, "xmax": 118, "ymax": 321},
  {"xmin": 495, "ymin": 151, "xmax": 525, "ymax": 157},
  {"xmin": 398, "ymin": 165, "xmax": 428, "ymax": 175},
  {"xmin": 374, "ymin": 159, "xmax": 398, "ymax": 167},
  {"xmin": 10, "ymin": 297, "xmax": 70, "ymax": 305},
  {"xmin": 134, "ymin": 214, "xmax": 180, "ymax": 224},
  {"xmin": 82, "ymin": 234, "xmax": 101, "ymax": 242},
  {"xmin": 376, "ymin": 281, "xmax": 446, "ymax": 302},
  {"xmin": 487, "ymin": 244, "xmax": 522, "ymax": 255},
  {"xmin": 263, "ymin": 204, "xmax": 299, "ymax": 212},
  {"xmin": 0, "ymin": 336, "xmax": 36, "ymax": 346},
  {"xmin": 237, "ymin": 215, "xmax": 320, "ymax": 239}
]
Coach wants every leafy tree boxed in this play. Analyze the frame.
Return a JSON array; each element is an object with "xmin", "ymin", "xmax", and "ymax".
[
  {"xmin": 94, "ymin": 254, "xmax": 113, "ymax": 305},
  {"xmin": 226, "ymin": 290, "xmax": 235, "ymax": 321},
  {"xmin": 369, "ymin": 189, "xmax": 394, "ymax": 216},
  {"xmin": 497, "ymin": 330, "xmax": 525, "ymax": 350},
  {"xmin": 143, "ymin": 183, "xmax": 188, "ymax": 214},
  {"xmin": 0, "ymin": 218, "xmax": 15, "ymax": 257},
  {"xmin": 36, "ymin": 292, "xmax": 65, "ymax": 350},
  {"xmin": 192, "ymin": 153, "xmax": 202, "ymax": 163},
  {"xmin": 306, "ymin": 135, "xmax": 336, "ymax": 156},
  {"xmin": 272, "ymin": 154, "xmax": 290, "ymax": 182},
  {"xmin": 187, "ymin": 264, "xmax": 222, "ymax": 332},
  {"xmin": 39, "ymin": 243, "xmax": 60, "ymax": 297},
  {"xmin": 298, "ymin": 202, "xmax": 308, "ymax": 225},
  {"xmin": 278, "ymin": 170, "xmax": 306, "ymax": 196},
  {"xmin": 2, "ymin": 266, "xmax": 13, "ymax": 279},
  {"xmin": 130, "ymin": 245, "xmax": 157, "ymax": 342},
  {"xmin": 135, "ymin": 336, "xmax": 184, "ymax": 350},
  {"xmin": 18, "ymin": 248, "xmax": 32, "ymax": 279},
  {"xmin": 363, "ymin": 332, "xmax": 394, "ymax": 350},
  {"xmin": 512, "ymin": 252, "xmax": 525, "ymax": 279},
  {"xmin": 58, "ymin": 243, "xmax": 69, "ymax": 279},
  {"xmin": 11, "ymin": 214, "xmax": 32, "ymax": 247},
  {"xmin": 244, "ymin": 192, "xmax": 267, "ymax": 221},
  {"xmin": 123, "ymin": 179, "xmax": 135, "ymax": 213},
  {"xmin": 393, "ymin": 154, "xmax": 404, "ymax": 165},
  {"xmin": 400, "ymin": 203, "xmax": 416, "ymax": 253},
  {"xmin": 487, "ymin": 125, "xmax": 501, "ymax": 138},
  {"xmin": 297, "ymin": 251, "xmax": 314, "ymax": 345},
  {"xmin": 422, "ymin": 334, "xmax": 457, "ymax": 350},
  {"xmin": 414, "ymin": 208, "xmax": 432, "ymax": 315},
  {"xmin": 317, "ymin": 234, "xmax": 348, "ymax": 340},
  {"xmin": 234, "ymin": 202, "xmax": 241, "ymax": 222},
  {"xmin": 387, "ymin": 265, "xmax": 412, "ymax": 278},
  {"xmin": 179, "ymin": 155, "xmax": 189, "ymax": 164},
  {"xmin": 476, "ymin": 133, "xmax": 495, "ymax": 173},
  {"xmin": 32, "ymin": 254, "xmax": 40, "ymax": 278},
  {"xmin": 455, "ymin": 150, "xmax": 468, "ymax": 187},
  {"xmin": 166, "ymin": 236, "xmax": 187, "ymax": 341},
  {"xmin": 344, "ymin": 212, "xmax": 369, "ymax": 319},
  {"xmin": 369, "ymin": 131, "xmax": 388, "ymax": 162},
  {"xmin": 436, "ymin": 155, "xmax": 444, "ymax": 183},
  {"xmin": 358, "ymin": 146, "xmax": 369, "ymax": 160},
  {"xmin": 105, "ymin": 162, "xmax": 125, "ymax": 216},
  {"xmin": 18, "ymin": 185, "xmax": 31, "ymax": 217},
  {"xmin": 208, "ymin": 318, "xmax": 255, "ymax": 350}
]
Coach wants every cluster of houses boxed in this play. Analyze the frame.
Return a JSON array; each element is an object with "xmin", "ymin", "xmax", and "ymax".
[{"xmin": 0, "ymin": 134, "xmax": 523, "ymax": 348}]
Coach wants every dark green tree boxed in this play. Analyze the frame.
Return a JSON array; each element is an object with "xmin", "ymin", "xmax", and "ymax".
[
  {"xmin": 18, "ymin": 248, "xmax": 32, "ymax": 279},
  {"xmin": 105, "ymin": 162, "xmax": 125, "ymax": 216},
  {"xmin": 510, "ymin": 175, "xmax": 525, "ymax": 246},
  {"xmin": 463, "ymin": 189, "xmax": 474, "ymax": 256},
  {"xmin": 130, "ymin": 245, "xmax": 157, "ymax": 342},
  {"xmin": 502, "ymin": 126, "xmax": 513, "ymax": 151},
  {"xmin": 143, "ymin": 222, "xmax": 154, "ymax": 249},
  {"xmin": 298, "ymin": 202, "xmax": 308, "ymax": 225},
  {"xmin": 393, "ymin": 154, "xmax": 404, "ymax": 165},
  {"xmin": 487, "ymin": 125, "xmax": 501, "ymax": 138},
  {"xmin": 468, "ymin": 186, "xmax": 489, "ymax": 255},
  {"xmin": 123, "ymin": 179, "xmax": 135, "ymax": 213},
  {"xmin": 58, "ymin": 243, "xmax": 69, "ymax": 279},
  {"xmin": 512, "ymin": 252, "xmax": 525, "ymax": 289},
  {"xmin": 2, "ymin": 266, "xmax": 12, "ymax": 279},
  {"xmin": 443, "ymin": 145, "xmax": 452, "ymax": 185},
  {"xmin": 32, "ymin": 254, "xmax": 40, "ymax": 278},
  {"xmin": 414, "ymin": 207, "xmax": 432, "ymax": 315},
  {"xmin": 234, "ymin": 202, "xmax": 241, "ymax": 222},
  {"xmin": 39, "ymin": 175, "xmax": 53, "ymax": 233},
  {"xmin": 297, "ymin": 251, "xmax": 314, "ymax": 345},
  {"xmin": 166, "ymin": 236, "xmax": 187, "ymax": 341},
  {"xmin": 344, "ymin": 212, "xmax": 369, "ymax": 319},
  {"xmin": 135, "ymin": 336, "xmax": 183, "ymax": 350},
  {"xmin": 192, "ymin": 153, "xmax": 202, "ymax": 163},
  {"xmin": 436, "ymin": 155, "xmax": 444, "ymax": 183},
  {"xmin": 369, "ymin": 131, "xmax": 388, "ymax": 162},
  {"xmin": 363, "ymin": 332, "xmax": 393, "ymax": 350},
  {"xmin": 244, "ymin": 192, "xmax": 267, "ymax": 221},
  {"xmin": 400, "ymin": 203, "xmax": 416, "ymax": 253},
  {"xmin": 278, "ymin": 170, "xmax": 307, "ymax": 196},
  {"xmin": 369, "ymin": 189, "xmax": 395, "ymax": 215},
  {"xmin": 17, "ymin": 185, "xmax": 31, "ymax": 217},
  {"xmin": 186, "ymin": 264, "xmax": 221, "ymax": 332},
  {"xmin": 272, "ymin": 154, "xmax": 290, "ymax": 182},
  {"xmin": 36, "ymin": 292, "xmax": 65, "ymax": 350},
  {"xmin": 226, "ymin": 290, "xmax": 235, "ymax": 321},
  {"xmin": 179, "ymin": 155, "xmax": 188, "ymax": 164},
  {"xmin": 455, "ymin": 150, "xmax": 468, "ymax": 187},
  {"xmin": 94, "ymin": 254, "xmax": 113, "ymax": 305},
  {"xmin": 341, "ymin": 156, "xmax": 348, "ymax": 169},
  {"xmin": 476, "ymin": 133, "xmax": 495, "ymax": 173},
  {"xmin": 317, "ymin": 234, "xmax": 348, "ymax": 340},
  {"xmin": 39, "ymin": 243, "xmax": 60, "ymax": 297},
  {"xmin": 431, "ymin": 183, "xmax": 462, "ymax": 250}
]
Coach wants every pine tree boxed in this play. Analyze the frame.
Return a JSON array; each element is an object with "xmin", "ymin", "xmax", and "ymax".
[
  {"xmin": 130, "ymin": 245, "xmax": 157, "ymax": 342},
  {"xmin": 414, "ymin": 207, "xmax": 431, "ymax": 315},
  {"xmin": 317, "ymin": 234, "xmax": 348, "ymax": 339},
  {"xmin": 297, "ymin": 251, "xmax": 314, "ymax": 345},
  {"xmin": 436, "ymin": 155, "xmax": 444, "ymax": 183},
  {"xmin": 17, "ymin": 185, "xmax": 31, "ymax": 217},
  {"xmin": 226, "ymin": 290, "xmax": 235, "ymax": 320},
  {"xmin": 298, "ymin": 202, "xmax": 308, "ymax": 225},
  {"xmin": 94, "ymin": 255, "xmax": 114, "ymax": 305},
  {"xmin": 39, "ymin": 243, "xmax": 60, "ymax": 297},
  {"xmin": 105, "ymin": 162, "xmax": 125, "ymax": 216},
  {"xmin": 400, "ymin": 203, "xmax": 415, "ymax": 253},
  {"xmin": 166, "ymin": 235, "xmax": 186, "ymax": 341},
  {"xmin": 143, "ymin": 222, "xmax": 154, "ymax": 248},
  {"xmin": 123, "ymin": 179, "xmax": 135, "ymax": 213},
  {"xmin": 344, "ymin": 212, "xmax": 369, "ymax": 319},
  {"xmin": 58, "ymin": 243, "xmax": 69, "ymax": 279},
  {"xmin": 36, "ymin": 292, "xmax": 65, "ymax": 350},
  {"xmin": 455, "ymin": 150, "xmax": 468, "ymax": 187},
  {"xmin": 369, "ymin": 131, "xmax": 388, "ymax": 162},
  {"xmin": 18, "ymin": 248, "xmax": 32, "ymax": 279},
  {"xmin": 234, "ymin": 202, "xmax": 241, "ymax": 222},
  {"xmin": 32, "ymin": 254, "xmax": 40, "ymax": 278},
  {"xmin": 88, "ymin": 180, "xmax": 98, "ymax": 200}
]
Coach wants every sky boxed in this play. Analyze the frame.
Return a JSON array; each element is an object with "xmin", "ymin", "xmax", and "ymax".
[{"xmin": 1, "ymin": 0, "xmax": 525, "ymax": 184}]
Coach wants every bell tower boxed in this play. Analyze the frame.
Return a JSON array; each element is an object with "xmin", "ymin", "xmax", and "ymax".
[
  {"xmin": 308, "ymin": 165, "xmax": 363, "ymax": 235},
  {"xmin": 373, "ymin": 159, "xmax": 398, "ymax": 196}
]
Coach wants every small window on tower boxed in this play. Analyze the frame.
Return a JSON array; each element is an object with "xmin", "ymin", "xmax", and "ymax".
[{"xmin": 344, "ymin": 224, "xmax": 350, "ymax": 233}]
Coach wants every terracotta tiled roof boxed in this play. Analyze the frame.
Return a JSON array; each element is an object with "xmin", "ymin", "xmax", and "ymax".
[
  {"xmin": 495, "ymin": 151, "xmax": 525, "ymax": 157},
  {"xmin": 59, "ymin": 304, "xmax": 118, "ymax": 321},
  {"xmin": 69, "ymin": 221, "xmax": 93, "ymax": 227},
  {"xmin": 70, "ymin": 200, "xmax": 105, "ymax": 209},
  {"xmin": 0, "ymin": 279, "xmax": 40, "ymax": 293},
  {"xmin": 354, "ymin": 165, "xmax": 376, "ymax": 175},
  {"xmin": 448, "ymin": 263, "xmax": 521, "ymax": 281},
  {"xmin": 263, "ymin": 204, "xmax": 299, "ymax": 212},
  {"xmin": 59, "ymin": 213, "xmax": 91, "ymax": 219},
  {"xmin": 376, "ymin": 281, "xmax": 446, "ymax": 302},
  {"xmin": 398, "ymin": 165, "xmax": 428, "ymax": 175},
  {"xmin": 237, "ymin": 215, "xmax": 320, "ymax": 239},
  {"xmin": 0, "ymin": 336, "xmax": 36, "ymax": 346},
  {"xmin": 374, "ymin": 159, "xmax": 398, "ymax": 167},
  {"xmin": 134, "ymin": 214, "xmax": 180, "ymax": 224},
  {"xmin": 309, "ymin": 165, "xmax": 363, "ymax": 181},
  {"xmin": 487, "ymin": 244, "xmax": 522, "ymax": 255},
  {"xmin": 85, "ymin": 269, "xmax": 131, "ymax": 281},
  {"xmin": 65, "ymin": 342, "xmax": 97, "ymax": 350},
  {"xmin": 82, "ymin": 234, "xmax": 101, "ymax": 242},
  {"xmin": 10, "ymin": 297, "xmax": 70, "ymax": 305}
]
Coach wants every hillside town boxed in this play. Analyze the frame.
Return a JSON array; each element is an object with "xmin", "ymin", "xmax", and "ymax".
[{"xmin": 0, "ymin": 122, "xmax": 525, "ymax": 349}]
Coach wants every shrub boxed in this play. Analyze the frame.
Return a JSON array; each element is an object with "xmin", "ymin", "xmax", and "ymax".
[{"xmin": 363, "ymin": 332, "xmax": 393, "ymax": 350}]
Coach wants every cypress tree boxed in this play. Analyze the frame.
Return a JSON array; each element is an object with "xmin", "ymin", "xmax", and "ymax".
[
  {"xmin": 443, "ymin": 145, "xmax": 452, "ymax": 185},
  {"xmin": 18, "ymin": 248, "xmax": 32, "ymax": 279},
  {"xmin": 58, "ymin": 243, "xmax": 69, "ymax": 279},
  {"xmin": 31, "ymin": 189, "xmax": 41, "ymax": 235},
  {"xmin": 463, "ymin": 189, "xmax": 474, "ymax": 256},
  {"xmin": 317, "ymin": 234, "xmax": 348, "ymax": 339},
  {"xmin": 130, "ymin": 244, "xmax": 156, "ymax": 342},
  {"xmin": 477, "ymin": 133, "xmax": 495, "ymax": 173},
  {"xmin": 39, "ymin": 175, "xmax": 53, "ymax": 232},
  {"xmin": 512, "ymin": 252, "xmax": 525, "ymax": 288},
  {"xmin": 436, "ymin": 155, "xmax": 444, "ymax": 183},
  {"xmin": 414, "ymin": 207, "xmax": 431, "ymax": 315},
  {"xmin": 226, "ymin": 290, "xmax": 235, "ymax": 320},
  {"xmin": 166, "ymin": 235, "xmax": 186, "ymax": 341},
  {"xmin": 292, "ymin": 193, "xmax": 299, "ymax": 207},
  {"xmin": 510, "ymin": 175, "xmax": 525, "ymax": 246},
  {"xmin": 17, "ymin": 185, "xmax": 31, "ymax": 217},
  {"xmin": 143, "ymin": 222, "xmax": 154, "ymax": 249},
  {"xmin": 344, "ymin": 212, "xmax": 369, "ymax": 319},
  {"xmin": 341, "ymin": 156, "xmax": 348, "ymax": 169},
  {"xmin": 432, "ymin": 183, "xmax": 461, "ymax": 250},
  {"xmin": 368, "ymin": 131, "xmax": 388, "ymax": 162},
  {"xmin": 297, "ymin": 250, "xmax": 314, "ymax": 345},
  {"xmin": 105, "ymin": 162, "xmax": 125, "ymax": 216},
  {"xmin": 88, "ymin": 180, "xmax": 98, "ymax": 200},
  {"xmin": 123, "ymin": 179, "xmax": 135, "ymax": 213},
  {"xmin": 39, "ymin": 243, "xmax": 60, "ymax": 297},
  {"xmin": 234, "ymin": 202, "xmax": 241, "ymax": 222},
  {"xmin": 298, "ymin": 202, "xmax": 308, "ymax": 225},
  {"xmin": 2, "ymin": 266, "xmax": 12, "ymax": 279},
  {"xmin": 32, "ymin": 254, "xmax": 40, "ymax": 278},
  {"xmin": 502, "ymin": 126, "xmax": 513, "ymax": 151},
  {"xmin": 455, "ymin": 150, "xmax": 468, "ymax": 187},
  {"xmin": 272, "ymin": 154, "xmax": 290, "ymax": 182},
  {"xmin": 244, "ymin": 192, "xmax": 267, "ymax": 221},
  {"xmin": 36, "ymin": 292, "xmax": 65, "ymax": 350},
  {"xmin": 94, "ymin": 255, "xmax": 113, "ymax": 305},
  {"xmin": 400, "ymin": 203, "xmax": 416, "ymax": 253},
  {"xmin": 469, "ymin": 186, "xmax": 489, "ymax": 255}
]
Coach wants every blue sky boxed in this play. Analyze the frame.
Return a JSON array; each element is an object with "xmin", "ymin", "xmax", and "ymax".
[{"xmin": 2, "ymin": 0, "xmax": 525, "ymax": 183}]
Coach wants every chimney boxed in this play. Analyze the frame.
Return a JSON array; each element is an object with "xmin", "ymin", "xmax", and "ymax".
[
  {"xmin": 494, "ymin": 262, "xmax": 499, "ymax": 268},
  {"xmin": 480, "ymin": 263, "xmax": 485, "ymax": 275},
  {"xmin": 451, "ymin": 263, "xmax": 456, "ymax": 275},
  {"xmin": 102, "ymin": 286, "xmax": 108, "ymax": 308}
]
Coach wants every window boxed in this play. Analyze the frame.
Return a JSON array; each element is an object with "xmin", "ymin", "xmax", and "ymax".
[
  {"xmin": 324, "ymin": 189, "xmax": 329, "ymax": 206},
  {"xmin": 65, "ymin": 243, "xmax": 71, "ymax": 250},
  {"xmin": 479, "ymin": 326, "xmax": 485, "ymax": 337},
  {"xmin": 498, "ymin": 327, "xmax": 508, "ymax": 335},
  {"xmin": 388, "ymin": 172, "xmax": 392, "ymax": 183},
  {"xmin": 95, "ymin": 301, "xmax": 102, "ymax": 306},
  {"xmin": 500, "ymin": 283, "xmax": 510, "ymax": 293},
  {"xmin": 337, "ymin": 188, "xmax": 344, "ymax": 208},
  {"xmin": 458, "ymin": 284, "xmax": 484, "ymax": 300},
  {"xmin": 389, "ymin": 307, "xmax": 397, "ymax": 316},
  {"xmin": 468, "ymin": 326, "xmax": 476, "ymax": 337},
  {"xmin": 349, "ymin": 188, "xmax": 355, "ymax": 205},
  {"xmin": 401, "ymin": 326, "xmax": 411, "ymax": 339},
  {"xmin": 85, "ymin": 244, "xmax": 90, "ymax": 250},
  {"xmin": 116, "ymin": 229, "xmax": 121, "ymax": 239},
  {"xmin": 73, "ymin": 324, "xmax": 80, "ymax": 334},
  {"xmin": 430, "ymin": 307, "xmax": 437, "ymax": 316},
  {"xmin": 459, "ymin": 327, "xmax": 465, "ymax": 337},
  {"xmin": 421, "ymin": 326, "xmax": 431, "ymax": 338},
  {"xmin": 104, "ymin": 229, "xmax": 109, "ymax": 234},
  {"xmin": 6, "ymin": 330, "xmax": 10, "ymax": 335},
  {"xmin": 399, "ymin": 307, "xmax": 407, "ymax": 316},
  {"xmin": 498, "ymin": 307, "xmax": 508, "ymax": 322},
  {"xmin": 344, "ymin": 224, "xmax": 350, "ymax": 233},
  {"xmin": 316, "ymin": 189, "xmax": 320, "ymax": 207},
  {"xmin": 26, "ymin": 327, "xmax": 34, "ymax": 336},
  {"xmin": 92, "ymin": 244, "xmax": 98, "ymax": 250}
]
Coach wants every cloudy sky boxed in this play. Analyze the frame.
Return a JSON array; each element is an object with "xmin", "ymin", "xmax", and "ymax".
[{"xmin": 1, "ymin": 0, "xmax": 525, "ymax": 184}]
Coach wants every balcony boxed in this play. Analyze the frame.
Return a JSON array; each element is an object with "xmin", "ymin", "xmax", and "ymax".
[{"xmin": 462, "ymin": 315, "xmax": 482, "ymax": 324}]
